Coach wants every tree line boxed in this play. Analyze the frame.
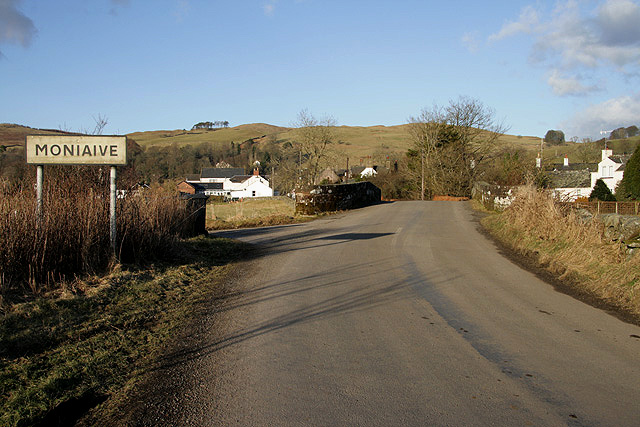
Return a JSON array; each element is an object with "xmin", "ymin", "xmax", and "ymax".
[{"xmin": 192, "ymin": 121, "xmax": 229, "ymax": 130}]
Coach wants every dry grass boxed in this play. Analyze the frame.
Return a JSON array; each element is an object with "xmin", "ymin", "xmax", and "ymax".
[
  {"xmin": 483, "ymin": 185, "xmax": 640, "ymax": 317},
  {"xmin": 0, "ymin": 178, "xmax": 190, "ymax": 299},
  {"xmin": 205, "ymin": 196, "xmax": 306, "ymax": 230},
  {"xmin": 0, "ymin": 237, "xmax": 249, "ymax": 427}
]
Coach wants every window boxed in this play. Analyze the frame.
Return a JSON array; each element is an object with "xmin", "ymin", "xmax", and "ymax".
[{"xmin": 252, "ymin": 191, "xmax": 256, "ymax": 197}]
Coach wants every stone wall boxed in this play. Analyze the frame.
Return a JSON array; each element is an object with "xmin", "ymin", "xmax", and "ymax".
[
  {"xmin": 295, "ymin": 182, "xmax": 382, "ymax": 215},
  {"xmin": 472, "ymin": 181, "xmax": 518, "ymax": 211}
]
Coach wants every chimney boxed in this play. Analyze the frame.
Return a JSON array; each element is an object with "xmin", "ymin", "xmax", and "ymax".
[
  {"xmin": 253, "ymin": 168, "xmax": 259, "ymax": 176},
  {"xmin": 564, "ymin": 155, "xmax": 569, "ymax": 167},
  {"xmin": 602, "ymin": 149, "xmax": 613, "ymax": 161}
]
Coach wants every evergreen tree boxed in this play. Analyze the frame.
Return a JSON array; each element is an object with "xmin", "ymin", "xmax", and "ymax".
[
  {"xmin": 617, "ymin": 144, "xmax": 640, "ymax": 200},
  {"xmin": 589, "ymin": 179, "xmax": 616, "ymax": 201}
]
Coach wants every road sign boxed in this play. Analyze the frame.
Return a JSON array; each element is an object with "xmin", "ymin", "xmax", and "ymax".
[{"xmin": 26, "ymin": 135, "xmax": 127, "ymax": 165}]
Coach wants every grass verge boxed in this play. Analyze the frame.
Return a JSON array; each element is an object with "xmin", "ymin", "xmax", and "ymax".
[
  {"xmin": 0, "ymin": 236, "xmax": 249, "ymax": 427},
  {"xmin": 206, "ymin": 196, "xmax": 313, "ymax": 230},
  {"xmin": 480, "ymin": 185, "xmax": 640, "ymax": 322}
]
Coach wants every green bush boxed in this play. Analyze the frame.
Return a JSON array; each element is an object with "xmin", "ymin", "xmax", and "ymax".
[
  {"xmin": 589, "ymin": 179, "xmax": 616, "ymax": 201},
  {"xmin": 616, "ymin": 144, "xmax": 640, "ymax": 200}
]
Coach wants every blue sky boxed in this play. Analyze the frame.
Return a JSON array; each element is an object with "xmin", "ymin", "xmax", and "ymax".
[{"xmin": 1, "ymin": 0, "xmax": 639, "ymax": 139}]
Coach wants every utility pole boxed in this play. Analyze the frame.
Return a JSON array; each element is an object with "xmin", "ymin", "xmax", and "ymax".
[{"xmin": 421, "ymin": 148, "xmax": 425, "ymax": 201}]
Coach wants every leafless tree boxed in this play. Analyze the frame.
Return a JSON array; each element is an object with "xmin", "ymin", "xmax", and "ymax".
[
  {"xmin": 292, "ymin": 109, "xmax": 338, "ymax": 190},
  {"xmin": 92, "ymin": 114, "xmax": 109, "ymax": 135},
  {"xmin": 408, "ymin": 96, "xmax": 508, "ymax": 198}
]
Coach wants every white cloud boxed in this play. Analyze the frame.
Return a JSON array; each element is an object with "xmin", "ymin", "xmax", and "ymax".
[
  {"xmin": 489, "ymin": 1, "xmax": 640, "ymax": 96},
  {"xmin": 597, "ymin": 0, "xmax": 640, "ymax": 46},
  {"xmin": 534, "ymin": 0, "xmax": 640, "ymax": 69},
  {"xmin": 488, "ymin": 5, "xmax": 539, "ymax": 42},
  {"xmin": 263, "ymin": 3, "xmax": 276, "ymax": 16},
  {"xmin": 547, "ymin": 69, "xmax": 599, "ymax": 96},
  {"xmin": 564, "ymin": 93, "xmax": 640, "ymax": 137},
  {"xmin": 0, "ymin": 0, "xmax": 37, "ymax": 56},
  {"xmin": 461, "ymin": 32, "xmax": 480, "ymax": 53},
  {"xmin": 174, "ymin": 0, "xmax": 190, "ymax": 22}
]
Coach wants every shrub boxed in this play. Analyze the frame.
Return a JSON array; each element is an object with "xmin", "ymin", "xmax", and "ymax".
[
  {"xmin": 0, "ymin": 177, "xmax": 189, "ymax": 297},
  {"xmin": 616, "ymin": 144, "xmax": 640, "ymax": 200},
  {"xmin": 590, "ymin": 179, "xmax": 616, "ymax": 201}
]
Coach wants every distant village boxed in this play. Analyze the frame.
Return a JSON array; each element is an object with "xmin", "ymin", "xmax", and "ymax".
[
  {"xmin": 545, "ymin": 147, "xmax": 627, "ymax": 201},
  {"xmin": 177, "ymin": 163, "xmax": 380, "ymax": 200}
]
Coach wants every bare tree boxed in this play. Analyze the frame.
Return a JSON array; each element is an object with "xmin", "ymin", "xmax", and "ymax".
[
  {"xmin": 92, "ymin": 114, "xmax": 109, "ymax": 135},
  {"xmin": 408, "ymin": 96, "xmax": 508, "ymax": 198},
  {"xmin": 292, "ymin": 109, "xmax": 338, "ymax": 190}
]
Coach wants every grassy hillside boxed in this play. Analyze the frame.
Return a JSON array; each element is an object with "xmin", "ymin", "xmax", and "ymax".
[
  {"xmin": 0, "ymin": 124, "xmax": 72, "ymax": 149},
  {"xmin": 3, "ymin": 122, "xmax": 639, "ymax": 166},
  {"xmin": 125, "ymin": 123, "xmax": 547, "ymax": 160},
  {"xmin": 127, "ymin": 123, "xmax": 289, "ymax": 148}
]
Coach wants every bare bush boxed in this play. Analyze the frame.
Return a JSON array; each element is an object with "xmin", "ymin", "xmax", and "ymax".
[{"xmin": 0, "ymin": 173, "xmax": 189, "ymax": 297}]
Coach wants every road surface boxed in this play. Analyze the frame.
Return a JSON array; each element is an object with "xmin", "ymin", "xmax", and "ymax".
[{"xmin": 129, "ymin": 201, "xmax": 640, "ymax": 426}]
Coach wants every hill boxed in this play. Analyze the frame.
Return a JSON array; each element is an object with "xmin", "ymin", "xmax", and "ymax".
[
  {"xmin": 125, "ymin": 123, "xmax": 547, "ymax": 160},
  {"xmin": 0, "ymin": 123, "xmax": 73, "ymax": 149},
  {"xmin": 3, "ymin": 122, "xmax": 639, "ymax": 166}
]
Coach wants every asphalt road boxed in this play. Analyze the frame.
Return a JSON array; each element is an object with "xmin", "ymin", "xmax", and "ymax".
[{"xmin": 131, "ymin": 201, "xmax": 640, "ymax": 426}]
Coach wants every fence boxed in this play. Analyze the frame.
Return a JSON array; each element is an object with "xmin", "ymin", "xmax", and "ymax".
[{"xmin": 559, "ymin": 201, "xmax": 640, "ymax": 216}]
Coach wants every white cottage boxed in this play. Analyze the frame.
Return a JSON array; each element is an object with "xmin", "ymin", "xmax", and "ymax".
[
  {"xmin": 225, "ymin": 173, "xmax": 273, "ymax": 199},
  {"xmin": 179, "ymin": 167, "xmax": 273, "ymax": 199},
  {"xmin": 591, "ymin": 149, "xmax": 626, "ymax": 193}
]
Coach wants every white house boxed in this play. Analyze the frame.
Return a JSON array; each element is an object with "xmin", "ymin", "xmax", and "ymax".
[
  {"xmin": 591, "ymin": 149, "xmax": 625, "ymax": 193},
  {"xmin": 179, "ymin": 167, "xmax": 273, "ymax": 199},
  {"xmin": 360, "ymin": 166, "xmax": 377, "ymax": 178},
  {"xmin": 546, "ymin": 149, "xmax": 627, "ymax": 201},
  {"xmin": 225, "ymin": 174, "xmax": 273, "ymax": 199}
]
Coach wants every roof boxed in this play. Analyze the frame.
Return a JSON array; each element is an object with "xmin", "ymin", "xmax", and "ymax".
[
  {"xmin": 545, "ymin": 163, "xmax": 597, "ymax": 172},
  {"xmin": 185, "ymin": 174, "xmax": 200, "ymax": 182},
  {"xmin": 182, "ymin": 182, "xmax": 223, "ymax": 192},
  {"xmin": 201, "ymin": 167, "xmax": 244, "ymax": 179},
  {"xmin": 608, "ymin": 156, "xmax": 626, "ymax": 164},
  {"xmin": 547, "ymin": 169, "xmax": 591, "ymax": 188},
  {"xmin": 229, "ymin": 175, "xmax": 253, "ymax": 183}
]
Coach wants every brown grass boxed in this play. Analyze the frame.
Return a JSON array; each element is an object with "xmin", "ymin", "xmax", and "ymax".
[
  {"xmin": 483, "ymin": 185, "xmax": 640, "ymax": 317},
  {"xmin": 0, "ymin": 176, "xmax": 190, "ymax": 299}
]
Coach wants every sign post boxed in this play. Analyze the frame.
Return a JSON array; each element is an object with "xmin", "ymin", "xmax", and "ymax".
[{"xmin": 26, "ymin": 135, "xmax": 127, "ymax": 259}]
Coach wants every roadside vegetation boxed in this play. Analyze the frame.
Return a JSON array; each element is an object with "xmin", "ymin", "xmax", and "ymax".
[
  {"xmin": 482, "ymin": 184, "xmax": 640, "ymax": 320},
  {"xmin": 0, "ymin": 236, "xmax": 249, "ymax": 427},
  {"xmin": 0, "ymin": 168, "xmax": 190, "ymax": 299}
]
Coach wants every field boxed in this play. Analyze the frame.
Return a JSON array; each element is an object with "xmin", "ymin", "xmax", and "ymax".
[{"xmin": 206, "ymin": 196, "xmax": 305, "ymax": 230}]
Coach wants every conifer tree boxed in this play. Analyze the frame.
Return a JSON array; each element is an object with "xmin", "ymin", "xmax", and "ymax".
[
  {"xmin": 589, "ymin": 179, "xmax": 616, "ymax": 201},
  {"xmin": 617, "ymin": 144, "xmax": 640, "ymax": 200}
]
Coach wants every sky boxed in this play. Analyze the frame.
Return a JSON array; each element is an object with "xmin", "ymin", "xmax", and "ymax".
[{"xmin": 1, "ymin": 0, "xmax": 639, "ymax": 140}]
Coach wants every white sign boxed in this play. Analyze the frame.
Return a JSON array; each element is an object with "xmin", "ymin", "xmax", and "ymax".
[{"xmin": 26, "ymin": 135, "xmax": 127, "ymax": 165}]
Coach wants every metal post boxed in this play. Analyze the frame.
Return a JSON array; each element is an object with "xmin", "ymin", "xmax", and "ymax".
[
  {"xmin": 36, "ymin": 165, "xmax": 43, "ymax": 222},
  {"xmin": 110, "ymin": 166, "xmax": 117, "ymax": 259}
]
